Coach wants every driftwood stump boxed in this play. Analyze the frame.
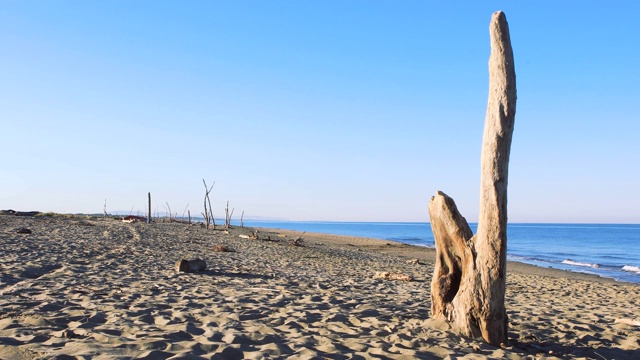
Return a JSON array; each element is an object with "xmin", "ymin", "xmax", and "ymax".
[{"xmin": 429, "ymin": 10, "xmax": 516, "ymax": 346}]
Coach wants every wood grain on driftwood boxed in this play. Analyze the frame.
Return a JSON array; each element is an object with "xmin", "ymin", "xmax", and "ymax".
[{"xmin": 428, "ymin": 10, "xmax": 516, "ymax": 346}]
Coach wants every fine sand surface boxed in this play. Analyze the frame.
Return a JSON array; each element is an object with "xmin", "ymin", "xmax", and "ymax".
[{"xmin": 1, "ymin": 215, "xmax": 638, "ymax": 359}]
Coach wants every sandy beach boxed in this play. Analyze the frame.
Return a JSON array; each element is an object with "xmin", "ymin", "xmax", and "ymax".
[{"xmin": 1, "ymin": 215, "xmax": 638, "ymax": 359}]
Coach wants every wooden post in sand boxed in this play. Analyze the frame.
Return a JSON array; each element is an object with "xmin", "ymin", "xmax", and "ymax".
[
  {"xmin": 428, "ymin": 10, "xmax": 516, "ymax": 346},
  {"xmin": 148, "ymin": 192, "xmax": 152, "ymax": 223}
]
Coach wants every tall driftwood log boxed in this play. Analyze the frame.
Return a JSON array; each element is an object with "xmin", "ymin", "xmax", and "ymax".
[{"xmin": 429, "ymin": 10, "xmax": 516, "ymax": 346}]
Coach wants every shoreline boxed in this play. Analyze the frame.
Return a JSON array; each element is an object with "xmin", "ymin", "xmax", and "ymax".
[
  {"xmin": 258, "ymin": 227, "xmax": 628, "ymax": 285},
  {"xmin": 1, "ymin": 215, "xmax": 639, "ymax": 359}
]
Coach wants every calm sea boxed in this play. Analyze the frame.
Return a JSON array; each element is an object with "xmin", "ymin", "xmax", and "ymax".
[{"xmin": 238, "ymin": 220, "xmax": 640, "ymax": 284}]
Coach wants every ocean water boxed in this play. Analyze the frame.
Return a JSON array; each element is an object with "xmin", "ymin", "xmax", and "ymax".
[{"xmin": 239, "ymin": 220, "xmax": 640, "ymax": 284}]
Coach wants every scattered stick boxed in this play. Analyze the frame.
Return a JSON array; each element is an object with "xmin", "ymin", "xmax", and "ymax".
[
  {"xmin": 182, "ymin": 203, "xmax": 189, "ymax": 223},
  {"xmin": 240, "ymin": 230, "xmax": 278, "ymax": 242},
  {"xmin": 122, "ymin": 215, "xmax": 146, "ymax": 223},
  {"xmin": 614, "ymin": 318, "xmax": 640, "ymax": 326},
  {"xmin": 246, "ymin": 287, "xmax": 280, "ymax": 292},
  {"xmin": 373, "ymin": 271, "xmax": 414, "ymax": 281},
  {"xmin": 292, "ymin": 231, "xmax": 306, "ymax": 246}
]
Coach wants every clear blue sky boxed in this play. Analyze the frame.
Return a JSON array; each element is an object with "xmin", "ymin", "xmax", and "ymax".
[{"xmin": 1, "ymin": 1, "xmax": 638, "ymax": 223}]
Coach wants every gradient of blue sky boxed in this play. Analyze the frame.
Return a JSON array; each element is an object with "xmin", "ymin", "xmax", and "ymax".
[{"xmin": 1, "ymin": 1, "xmax": 638, "ymax": 223}]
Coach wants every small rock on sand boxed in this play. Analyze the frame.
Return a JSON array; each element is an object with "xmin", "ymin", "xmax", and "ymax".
[{"xmin": 175, "ymin": 258, "xmax": 207, "ymax": 273}]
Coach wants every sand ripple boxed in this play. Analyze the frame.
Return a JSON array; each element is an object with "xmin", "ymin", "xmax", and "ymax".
[{"xmin": 1, "ymin": 215, "xmax": 638, "ymax": 359}]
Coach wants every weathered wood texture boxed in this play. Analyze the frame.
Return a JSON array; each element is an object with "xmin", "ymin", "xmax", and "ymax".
[{"xmin": 429, "ymin": 10, "xmax": 516, "ymax": 346}]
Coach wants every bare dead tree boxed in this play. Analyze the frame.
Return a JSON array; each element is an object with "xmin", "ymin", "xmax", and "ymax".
[
  {"xmin": 182, "ymin": 203, "xmax": 189, "ymax": 222},
  {"xmin": 224, "ymin": 201, "xmax": 235, "ymax": 229},
  {"xmin": 202, "ymin": 179, "xmax": 216, "ymax": 230},
  {"xmin": 240, "ymin": 210, "xmax": 245, "ymax": 228},
  {"xmin": 148, "ymin": 192, "xmax": 152, "ymax": 223},
  {"xmin": 103, "ymin": 198, "xmax": 107, "ymax": 218},
  {"xmin": 164, "ymin": 202, "xmax": 173, "ymax": 222},
  {"xmin": 200, "ymin": 210, "xmax": 206, "ymax": 224}
]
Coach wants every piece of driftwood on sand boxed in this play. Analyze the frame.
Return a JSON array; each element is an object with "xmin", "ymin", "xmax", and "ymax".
[{"xmin": 428, "ymin": 10, "xmax": 516, "ymax": 346}]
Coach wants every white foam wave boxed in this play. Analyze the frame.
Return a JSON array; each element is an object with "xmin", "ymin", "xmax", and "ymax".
[
  {"xmin": 622, "ymin": 265, "xmax": 640, "ymax": 274},
  {"xmin": 562, "ymin": 260, "xmax": 600, "ymax": 269}
]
